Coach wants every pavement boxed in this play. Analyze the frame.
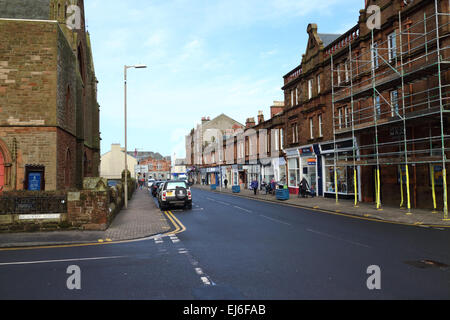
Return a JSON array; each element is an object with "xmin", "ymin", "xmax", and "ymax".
[
  {"xmin": 0, "ymin": 189, "xmax": 173, "ymax": 248},
  {"xmin": 193, "ymin": 184, "xmax": 450, "ymax": 228}
]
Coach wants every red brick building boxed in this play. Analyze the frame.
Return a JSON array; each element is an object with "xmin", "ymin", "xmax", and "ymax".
[
  {"xmin": 282, "ymin": 0, "xmax": 450, "ymax": 215},
  {"xmin": 0, "ymin": 0, "xmax": 100, "ymax": 191}
]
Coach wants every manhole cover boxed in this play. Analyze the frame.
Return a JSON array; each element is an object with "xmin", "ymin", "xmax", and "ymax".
[{"xmin": 405, "ymin": 259, "xmax": 449, "ymax": 269}]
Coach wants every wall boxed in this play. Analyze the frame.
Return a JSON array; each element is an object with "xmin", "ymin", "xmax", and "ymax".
[{"xmin": 100, "ymin": 144, "xmax": 137, "ymax": 180}]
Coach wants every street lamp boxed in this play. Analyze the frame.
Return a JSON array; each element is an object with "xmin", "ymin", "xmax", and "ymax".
[{"xmin": 124, "ymin": 64, "xmax": 147, "ymax": 209}]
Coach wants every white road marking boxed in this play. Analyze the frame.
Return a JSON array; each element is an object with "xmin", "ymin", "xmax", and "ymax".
[
  {"xmin": 217, "ymin": 201, "xmax": 231, "ymax": 206},
  {"xmin": 307, "ymin": 228, "xmax": 371, "ymax": 248},
  {"xmin": 260, "ymin": 215, "xmax": 292, "ymax": 226},
  {"xmin": 0, "ymin": 256, "xmax": 126, "ymax": 266},
  {"xmin": 207, "ymin": 197, "xmax": 217, "ymax": 202},
  {"xmin": 233, "ymin": 205, "xmax": 252, "ymax": 213},
  {"xmin": 201, "ymin": 277, "xmax": 211, "ymax": 285},
  {"xmin": 195, "ymin": 268, "xmax": 204, "ymax": 275}
]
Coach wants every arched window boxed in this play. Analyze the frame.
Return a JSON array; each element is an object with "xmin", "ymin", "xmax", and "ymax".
[
  {"xmin": 0, "ymin": 139, "xmax": 12, "ymax": 192},
  {"xmin": 65, "ymin": 149, "xmax": 71, "ymax": 188},
  {"xmin": 83, "ymin": 152, "xmax": 90, "ymax": 177},
  {"xmin": 77, "ymin": 44, "xmax": 85, "ymax": 83}
]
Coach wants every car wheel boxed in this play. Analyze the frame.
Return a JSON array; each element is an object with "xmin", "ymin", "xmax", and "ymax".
[{"xmin": 185, "ymin": 203, "xmax": 192, "ymax": 210}]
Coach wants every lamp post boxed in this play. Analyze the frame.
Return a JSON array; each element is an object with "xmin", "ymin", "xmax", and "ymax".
[{"xmin": 124, "ymin": 64, "xmax": 147, "ymax": 209}]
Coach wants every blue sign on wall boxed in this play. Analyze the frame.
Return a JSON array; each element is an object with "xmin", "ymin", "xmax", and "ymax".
[{"xmin": 28, "ymin": 172, "xmax": 42, "ymax": 191}]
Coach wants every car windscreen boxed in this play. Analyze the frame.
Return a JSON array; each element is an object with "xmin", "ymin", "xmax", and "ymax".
[{"xmin": 165, "ymin": 182, "xmax": 187, "ymax": 190}]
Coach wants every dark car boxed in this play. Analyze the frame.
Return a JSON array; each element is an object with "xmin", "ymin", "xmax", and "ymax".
[
  {"xmin": 151, "ymin": 181, "xmax": 162, "ymax": 197},
  {"xmin": 158, "ymin": 180, "xmax": 192, "ymax": 211}
]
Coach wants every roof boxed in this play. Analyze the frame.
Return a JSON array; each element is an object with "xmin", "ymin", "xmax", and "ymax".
[{"xmin": 318, "ymin": 33, "xmax": 342, "ymax": 47}]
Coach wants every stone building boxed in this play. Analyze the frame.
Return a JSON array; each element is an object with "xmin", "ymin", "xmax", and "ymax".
[{"xmin": 0, "ymin": 0, "xmax": 100, "ymax": 191}]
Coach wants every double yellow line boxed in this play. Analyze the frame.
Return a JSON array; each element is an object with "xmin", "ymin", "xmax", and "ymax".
[
  {"xmin": 0, "ymin": 211, "xmax": 186, "ymax": 252},
  {"xmin": 163, "ymin": 211, "xmax": 186, "ymax": 235}
]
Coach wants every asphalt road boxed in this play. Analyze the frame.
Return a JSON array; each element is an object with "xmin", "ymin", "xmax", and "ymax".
[{"xmin": 0, "ymin": 187, "xmax": 449, "ymax": 300}]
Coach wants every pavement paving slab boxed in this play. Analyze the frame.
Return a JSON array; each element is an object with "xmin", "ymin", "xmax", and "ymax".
[{"xmin": 0, "ymin": 189, "xmax": 172, "ymax": 248}]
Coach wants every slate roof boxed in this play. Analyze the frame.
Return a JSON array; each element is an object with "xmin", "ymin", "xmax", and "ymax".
[{"xmin": 318, "ymin": 33, "xmax": 342, "ymax": 48}]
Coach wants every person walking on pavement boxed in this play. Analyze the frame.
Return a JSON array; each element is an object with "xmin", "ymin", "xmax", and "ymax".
[
  {"xmin": 299, "ymin": 177, "xmax": 310, "ymax": 198},
  {"xmin": 251, "ymin": 179, "xmax": 259, "ymax": 195},
  {"xmin": 224, "ymin": 178, "xmax": 228, "ymax": 189},
  {"xmin": 270, "ymin": 178, "xmax": 276, "ymax": 195}
]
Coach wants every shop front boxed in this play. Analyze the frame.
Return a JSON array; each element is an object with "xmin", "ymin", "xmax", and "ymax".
[
  {"xmin": 321, "ymin": 139, "xmax": 359, "ymax": 200},
  {"xmin": 232, "ymin": 165, "xmax": 241, "ymax": 186},
  {"xmin": 299, "ymin": 145, "xmax": 322, "ymax": 197},
  {"xmin": 286, "ymin": 148, "xmax": 300, "ymax": 194},
  {"xmin": 244, "ymin": 164, "xmax": 261, "ymax": 189},
  {"xmin": 206, "ymin": 167, "xmax": 221, "ymax": 186}
]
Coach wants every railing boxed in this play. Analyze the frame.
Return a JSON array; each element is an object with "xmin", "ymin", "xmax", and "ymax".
[
  {"xmin": 284, "ymin": 65, "xmax": 303, "ymax": 85},
  {"xmin": 0, "ymin": 194, "xmax": 67, "ymax": 215},
  {"xmin": 324, "ymin": 26, "xmax": 360, "ymax": 58}
]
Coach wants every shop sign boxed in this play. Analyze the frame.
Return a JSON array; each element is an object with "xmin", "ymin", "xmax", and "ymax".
[
  {"xmin": 299, "ymin": 147, "xmax": 314, "ymax": 156},
  {"xmin": 307, "ymin": 158, "xmax": 317, "ymax": 166}
]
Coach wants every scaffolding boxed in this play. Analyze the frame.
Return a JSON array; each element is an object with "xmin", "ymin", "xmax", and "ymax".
[{"xmin": 331, "ymin": 0, "xmax": 450, "ymax": 218}]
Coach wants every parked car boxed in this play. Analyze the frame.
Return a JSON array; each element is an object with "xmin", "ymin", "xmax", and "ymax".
[
  {"xmin": 158, "ymin": 180, "xmax": 192, "ymax": 211},
  {"xmin": 148, "ymin": 179, "xmax": 156, "ymax": 188},
  {"xmin": 151, "ymin": 181, "xmax": 162, "ymax": 197},
  {"xmin": 156, "ymin": 181, "xmax": 166, "ymax": 198}
]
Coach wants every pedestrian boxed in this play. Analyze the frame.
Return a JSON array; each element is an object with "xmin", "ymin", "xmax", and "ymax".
[
  {"xmin": 202, "ymin": 178, "xmax": 205, "ymax": 185},
  {"xmin": 310, "ymin": 183, "xmax": 316, "ymax": 198},
  {"xmin": 299, "ymin": 177, "xmax": 310, "ymax": 198},
  {"xmin": 270, "ymin": 179, "xmax": 276, "ymax": 195},
  {"xmin": 224, "ymin": 178, "xmax": 228, "ymax": 189},
  {"xmin": 251, "ymin": 179, "xmax": 259, "ymax": 195}
]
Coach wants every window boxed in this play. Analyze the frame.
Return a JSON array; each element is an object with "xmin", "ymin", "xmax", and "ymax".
[
  {"xmin": 371, "ymin": 42, "xmax": 379, "ymax": 69},
  {"xmin": 166, "ymin": 181, "xmax": 188, "ymax": 190},
  {"xmin": 274, "ymin": 129, "xmax": 280, "ymax": 151},
  {"xmin": 291, "ymin": 125, "xmax": 295, "ymax": 144},
  {"xmin": 317, "ymin": 74, "xmax": 321, "ymax": 93},
  {"xmin": 291, "ymin": 90, "xmax": 294, "ymax": 107},
  {"xmin": 345, "ymin": 60, "xmax": 349, "ymax": 82},
  {"xmin": 295, "ymin": 87, "xmax": 298, "ymax": 106},
  {"xmin": 310, "ymin": 118, "xmax": 314, "ymax": 139},
  {"xmin": 64, "ymin": 149, "xmax": 71, "ymax": 188},
  {"xmin": 345, "ymin": 106, "xmax": 351, "ymax": 127},
  {"xmin": 338, "ymin": 108, "xmax": 343, "ymax": 129},
  {"xmin": 288, "ymin": 158, "xmax": 300, "ymax": 187},
  {"xmin": 291, "ymin": 124, "xmax": 298, "ymax": 144},
  {"xmin": 388, "ymin": 31, "xmax": 397, "ymax": 62},
  {"xmin": 336, "ymin": 64, "xmax": 341, "ymax": 84},
  {"xmin": 308, "ymin": 79, "xmax": 313, "ymax": 99},
  {"xmin": 280, "ymin": 128, "xmax": 284, "ymax": 149},
  {"xmin": 374, "ymin": 94, "xmax": 381, "ymax": 119},
  {"xmin": 390, "ymin": 90, "xmax": 399, "ymax": 116},
  {"xmin": 318, "ymin": 114, "xmax": 323, "ymax": 137}
]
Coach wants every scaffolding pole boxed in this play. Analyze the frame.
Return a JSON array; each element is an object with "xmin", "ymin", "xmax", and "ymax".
[
  {"xmin": 331, "ymin": 0, "xmax": 449, "ymax": 214},
  {"xmin": 331, "ymin": 54, "xmax": 339, "ymax": 204},
  {"xmin": 435, "ymin": 0, "xmax": 449, "ymax": 220}
]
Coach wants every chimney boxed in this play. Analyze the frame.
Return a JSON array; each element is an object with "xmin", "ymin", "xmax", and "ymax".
[
  {"xmin": 270, "ymin": 101, "xmax": 285, "ymax": 118},
  {"xmin": 257, "ymin": 111, "xmax": 264, "ymax": 124},
  {"xmin": 245, "ymin": 117, "xmax": 256, "ymax": 129},
  {"xmin": 201, "ymin": 116, "xmax": 210, "ymax": 125}
]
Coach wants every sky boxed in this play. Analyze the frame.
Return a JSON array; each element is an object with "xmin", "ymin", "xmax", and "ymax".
[{"xmin": 84, "ymin": 0, "xmax": 363, "ymax": 159}]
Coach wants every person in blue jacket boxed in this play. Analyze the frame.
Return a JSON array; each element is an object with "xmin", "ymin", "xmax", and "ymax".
[{"xmin": 251, "ymin": 179, "xmax": 259, "ymax": 195}]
